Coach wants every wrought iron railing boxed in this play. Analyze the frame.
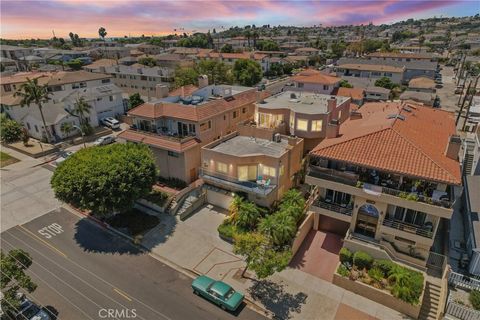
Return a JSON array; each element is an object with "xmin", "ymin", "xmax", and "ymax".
[
  {"xmin": 313, "ymin": 198, "xmax": 353, "ymax": 216},
  {"xmin": 382, "ymin": 218, "xmax": 433, "ymax": 239}
]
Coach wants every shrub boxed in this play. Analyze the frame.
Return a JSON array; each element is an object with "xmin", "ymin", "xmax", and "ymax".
[
  {"xmin": 337, "ymin": 264, "xmax": 350, "ymax": 277},
  {"xmin": 353, "ymin": 251, "xmax": 373, "ymax": 270},
  {"xmin": 339, "ymin": 247, "xmax": 353, "ymax": 264},
  {"xmin": 470, "ymin": 289, "xmax": 480, "ymax": 310},
  {"xmin": 143, "ymin": 190, "xmax": 169, "ymax": 206},
  {"xmin": 0, "ymin": 114, "xmax": 23, "ymax": 143},
  {"xmin": 368, "ymin": 267, "xmax": 384, "ymax": 282},
  {"xmin": 373, "ymin": 259, "xmax": 396, "ymax": 276},
  {"xmin": 388, "ymin": 265, "xmax": 424, "ymax": 305},
  {"xmin": 218, "ymin": 220, "xmax": 235, "ymax": 239}
]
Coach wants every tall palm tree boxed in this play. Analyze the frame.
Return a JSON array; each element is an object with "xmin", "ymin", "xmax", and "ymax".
[
  {"xmin": 60, "ymin": 122, "xmax": 73, "ymax": 138},
  {"xmin": 271, "ymin": 212, "xmax": 296, "ymax": 245},
  {"xmin": 236, "ymin": 201, "xmax": 262, "ymax": 230},
  {"xmin": 228, "ymin": 195, "xmax": 243, "ymax": 222},
  {"xmin": 244, "ymin": 30, "xmax": 251, "ymax": 48},
  {"xmin": 14, "ymin": 77, "xmax": 52, "ymax": 142},
  {"xmin": 72, "ymin": 97, "xmax": 92, "ymax": 126}
]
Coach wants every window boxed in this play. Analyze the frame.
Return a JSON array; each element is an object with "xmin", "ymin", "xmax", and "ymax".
[
  {"xmin": 34, "ymin": 125, "xmax": 38, "ymax": 132},
  {"xmin": 233, "ymin": 111, "xmax": 238, "ymax": 119},
  {"xmin": 141, "ymin": 76, "xmax": 147, "ymax": 81},
  {"xmin": 79, "ymin": 82, "xmax": 87, "ymax": 88},
  {"xmin": 279, "ymin": 165, "xmax": 285, "ymax": 177},
  {"xmin": 394, "ymin": 207, "xmax": 427, "ymax": 227},
  {"xmin": 311, "ymin": 120, "xmax": 323, "ymax": 132},
  {"xmin": 297, "ymin": 82, "xmax": 304, "ymax": 88},
  {"xmin": 238, "ymin": 165, "xmax": 257, "ymax": 181},
  {"xmin": 188, "ymin": 124, "xmax": 196, "ymax": 133},
  {"xmin": 101, "ymin": 79, "xmax": 110, "ymax": 83},
  {"xmin": 200, "ymin": 120, "xmax": 212, "ymax": 132},
  {"xmin": 323, "ymin": 85, "xmax": 329, "ymax": 90},
  {"xmin": 371, "ymin": 72, "xmax": 381, "ymax": 76},
  {"xmin": 26, "ymin": 122, "xmax": 31, "ymax": 130},
  {"xmin": 262, "ymin": 165, "xmax": 276, "ymax": 177},
  {"xmin": 242, "ymin": 107, "xmax": 247, "ymax": 114},
  {"xmin": 216, "ymin": 162, "xmax": 228, "ymax": 174},
  {"xmin": 338, "ymin": 110, "xmax": 342, "ymax": 119},
  {"xmin": 384, "ymin": 72, "xmax": 393, "ymax": 77},
  {"xmin": 72, "ymin": 83, "xmax": 80, "ymax": 89},
  {"xmin": 296, "ymin": 119, "xmax": 308, "ymax": 131},
  {"xmin": 325, "ymin": 189, "xmax": 351, "ymax": 205},
  {"xmin": 168, "ymin": 151, "xmax": 179, "ymax": 158},
  {"xmin": 3, "ymin": 84, "xmax": 12, "ymax": 92},
  {"xmin": 109, "ymin": 96, "xmax": 114, "ymax": 102}
]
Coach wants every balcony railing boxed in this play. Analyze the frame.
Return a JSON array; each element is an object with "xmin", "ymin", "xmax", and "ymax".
[
  {"xmin": 382, "ymin": 217, "xmax": 433, "ymax": 239},
  {"xmin": 314, "ymin": 198, "xmax": 353, "ymax": 216},
  {"xmin": 308, "ymin": 165, "xmax": 454, "ymax": 209},
  {"xmin": 129, "ymin": 126, "xmax": 197, "ymax": 143},
  {"xmin": 199, "ymin": 168, "xmax": 276, "ymax": 196}
]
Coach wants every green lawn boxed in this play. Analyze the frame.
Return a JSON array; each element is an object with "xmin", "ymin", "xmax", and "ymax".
[{"xmin": 0, "ymin": 151, "xmax": 19, "ymax": 168}]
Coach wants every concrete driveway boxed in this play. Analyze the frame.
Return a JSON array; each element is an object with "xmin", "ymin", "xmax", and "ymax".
[{"xmin": 1, "ymin": 148, "xmax": 60, "ymax": 232}]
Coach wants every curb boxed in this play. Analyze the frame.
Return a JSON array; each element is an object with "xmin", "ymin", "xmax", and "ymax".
[{"xmin": 65, "ymin": 205, "xmax": 273, "ymax": 319}]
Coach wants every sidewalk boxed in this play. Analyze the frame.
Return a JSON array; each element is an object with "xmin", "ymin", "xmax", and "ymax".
[{"xmin": 142, "ymin": 205, "xmax": 409, "ymax": 320}]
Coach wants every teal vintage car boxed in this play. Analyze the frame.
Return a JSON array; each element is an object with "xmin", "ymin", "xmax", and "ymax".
[{"xmin": 191, "ymin": 275, "xmax": 244, "ymax": 311}]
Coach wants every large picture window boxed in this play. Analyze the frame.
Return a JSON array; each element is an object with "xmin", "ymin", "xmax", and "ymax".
[
  {"xmin": 262, "ymin": 165, "xmax": 276, "ymax": 177},
  {"xmin": 238, "ymin": 165, "xmax": 257, "ymax": 181},
  {"xmin": 296, "ymin": 119, "xmax": 308, "ymax": 131},
  {"xmin": 216, "ymin": 162, "xmax": 228, "ymax": 174},
  {"xmin": 311, "ymin": 120, "xmax": 323, "ymax": 132}
]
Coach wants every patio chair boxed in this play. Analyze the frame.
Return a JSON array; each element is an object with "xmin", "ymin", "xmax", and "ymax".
[{"xmin": 265, "ymin": 179, "xmax": 271, "ymax": 187}]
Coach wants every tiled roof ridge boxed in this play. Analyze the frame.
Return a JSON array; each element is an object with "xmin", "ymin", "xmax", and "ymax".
[
  {"xmin": 389, "ymin": 125, "xmax": 459, "ymax": 184},
  {"xmin": 314, "ymin": 126, "xmax": 392, "ymax": 152}
]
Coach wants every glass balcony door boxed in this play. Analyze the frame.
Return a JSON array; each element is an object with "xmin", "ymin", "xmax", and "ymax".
[
  {"xmin": 238, "ymin": 165, "xmax": 257, "ymax": 182},
  {"xmin": 355, "ymin": 204, "xmax": 379, "ymax": 238}
]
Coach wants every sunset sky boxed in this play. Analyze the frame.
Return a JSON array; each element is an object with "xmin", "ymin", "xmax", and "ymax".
[{"xmin": 1, "ymin": 0, "xmax": 478, "ymax": 39}]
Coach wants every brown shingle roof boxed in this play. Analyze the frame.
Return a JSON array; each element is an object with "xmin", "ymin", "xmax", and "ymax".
[
  {"xmin": 408, "ymin": 77, "xmax": 436, "ymax": 89},
  {"xmin": 339, "ymin": 63, "xmax": 404, "ymax": 73},
  {"xmin": 310, "ymin": 102, "xmax": 461, "ymax": 185},
  {"xmin": 333, "ymin": 87, "xmax": 365, "ymax": 100},
  {"xmin": 291, "ymin": 70, "xmax": 340, "ymax": 85}
]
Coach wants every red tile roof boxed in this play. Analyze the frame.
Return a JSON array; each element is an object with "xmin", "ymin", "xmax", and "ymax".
[
  {"xmin": 310, "ymin": 102, "xmax": 461, "ymax": 185},
  {"xmin": 291, "ymin": 69, "xmax": 340, "ymax": 85},
  {"xmin": 333, "ymin": 87, "xmax": 365, "ymax": 100},
  {"xmin": 118, "ymin": 130, "xmax": 200, "ymax": 153},
  {"xmin": 197, "ymin": 52, "xmax": 267, "ymax": 61},
  {"xmin": 127, "ymin": 88, "xmax": 260, "ymax": 122}
]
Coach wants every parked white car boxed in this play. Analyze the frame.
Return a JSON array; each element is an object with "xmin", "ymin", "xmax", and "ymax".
[
  {"xmin": 55, "ymin": 151, "xmax": 75, "ymax": 165},
  {"xmin": 102, "ymin": 117, "xmax": 120, "ymax": 129},
  {"xmin": 93, "ymin": 136, "xmax": 116, "ymax": 146}
]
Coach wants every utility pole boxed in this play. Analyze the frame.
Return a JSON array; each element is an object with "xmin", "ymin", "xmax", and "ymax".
[
  {"xmin": 456, "ymin": 79, "xmax": 473, "ymax": 125},
  {"xmin": 456, "ymin": 71, "xmax": 469, "ymax": 108},
  {"xmin": 456, "ymin": 54, "xmax": 466, "ymax": 86},
  {"xmin": 462, "ymin": 75, "xmax": 480, "ymax": 132}
]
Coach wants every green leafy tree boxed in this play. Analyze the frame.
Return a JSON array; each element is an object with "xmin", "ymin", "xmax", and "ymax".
[
  {"xmin": 233, "ymin": 59, "xmax": 262, "ymax": 86},
  {"xmin": 375, "ymin": 77, "xmax": 396, "ymax": 90},
  {"xmin": 228, "ymin": 194, "xmax": 243, "ymax": 222},
  {"xmin": 14, "ymin": 77, "xmax": 52, "ymax": 142},
  {"xmin": 196, "ymin": 60, "xmax": 233, "ymax": 85},
  {"xmin": 65, "ymin": 59, "xmax": 83, "ymax": 70},
  {"xmin": 256, "ymin": 40, "xmax": 279, "ymax": 51},
  {"xmin": 259, "ymin": 211, "xmax": 296, "ymax": 246},
  {"xmin": 0, "ymin": 113, "xmax": 23, "ymax": 143},
  {"xmin": 233, "ymin": 232, "xmax": 291, "ymax": 278},
  {"xmin": 60, "ymin": 122, "xmax": 73, "ymax": 138},
  {"xmin": 51, "ymin": 143, "xmax": 157, "ymax": 216},
  {"xmin": 128, "ymin": 93, "xmax": 145, "ymax": 110},
  {"xmin": 174, "ymin": 67, "xmax": 199, "ymax": 88},
  {"xmin": 138, "ymin": 56, "xmax": 157, "ymax": 67},
  {"xmin": 220, "ymin": 44, "xmax": 234, "ymax": 53},
  {"xmin": 331, "ymin": 41, "xmax": 347, "ymax": 58},
  {"xmin": 0, "ymin": 249, "xmax": 37, "ymax": 316},
  {"xmin": 339, "ymin": 80, "xmax": 353, "ymax": 88}
]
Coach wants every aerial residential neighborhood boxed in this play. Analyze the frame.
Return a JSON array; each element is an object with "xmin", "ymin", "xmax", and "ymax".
[{"xmin": 1, "ymin": 1, "xmax": 480, "ymax": 320}]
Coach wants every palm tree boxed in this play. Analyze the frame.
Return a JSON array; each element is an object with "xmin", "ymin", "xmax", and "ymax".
[
  {"xmin": 98, "ymin": 27, "xmax": 107, "ymax": 56},
  {"xmin": 60, "ymin": 122, "xmax": 73, "ymax": 139},
  {"xmin": 271, "ymin": 212, "xmax": 296, "ymax": 245},
  {"xmin": 258, "ymin": 214, "xmax": 276, "ymax": 239},
  {"xmin": 228, "ymin": 195, "xmax": 243, "ymax": 222},
  {"xmin": 236, "ymin": 201, "xmax": 262, "ymax": 230},
  {"xmin": 244, "ymin": 30, "xmax": 251, "ymax": 48},
  {"xmin": 14, "ymin": 78, "xmax": 52, "ymax": 142},
  {"xmin": 72, "ymin": 97, "xmax": 92, "ymax": 126}
]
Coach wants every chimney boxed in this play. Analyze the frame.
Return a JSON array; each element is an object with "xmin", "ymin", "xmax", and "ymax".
[
  {"xmin": 445, "ymin": 135, "xmax": 461, "ymax": 160},
  {"xmin": 99, "ymin": 66, "xmax": 106, "ymax": 73},
  {"xmin": 181, "ymin": 86, "xmax": 185, "ymax": 98},
  {"xmin": 155, "ymin": 84, "xmax": 169, "ymax": 98},
  {"xmin": 327, "ymin": 96, "xmax": 337, "ymax": 113},
  {"xmin": 198, "ymin": 75, "xmax": 208, "ymax": 88},
  {"xmin": 350, "ymin": 110, "xmax": 363, "ymax": 120},
  {"xmin": 326, "ymin": 119, "xmax": 340, "ymax": 138}
]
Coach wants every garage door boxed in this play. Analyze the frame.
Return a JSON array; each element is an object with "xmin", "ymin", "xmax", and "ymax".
[
  {"xmin": 206, "ymin": 189, "xmax": 233, "ymax": 210},
  {"xmin": 318, "ymin": 215, "xmax": 350, "ymax": 236}
]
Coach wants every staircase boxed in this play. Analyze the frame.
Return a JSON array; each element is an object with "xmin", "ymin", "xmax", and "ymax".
[
  {"xmin": 176, "ymin": 195, "xmax": 198, "ymax": 217},
  {"xmin": 419, "ymin": 281, "xmax": 442, "ymax": 320}
]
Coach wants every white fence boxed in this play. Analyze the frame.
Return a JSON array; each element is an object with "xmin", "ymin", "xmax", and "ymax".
[
  {"xmin": 448, "ymin": 271, "xmax": 480, "ymax": 291},
  {"xmin": 445, "ymin": 300, "xmax": 480, "ymax": 320}
]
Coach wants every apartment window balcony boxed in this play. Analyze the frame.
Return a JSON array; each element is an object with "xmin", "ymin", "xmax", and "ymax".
[
  {"xmin": 382, "ymin": 217, "xmax": 433, "ymax": 239},
  {"xmin": 314, "ymin": 198, "xmax": 353, "ymax": 216},
  {"xmin": 307, "ymin": 161, "xmax": 454, "ymax": 209},
  {"xmin": 129, "ymin": 125, "xmax": 196, "ymax": 143},
  {"xmin": 200, "ymin": 168, "xmax": 276, "ymax": 196}
]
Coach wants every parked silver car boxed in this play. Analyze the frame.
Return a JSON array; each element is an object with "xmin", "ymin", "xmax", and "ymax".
[
  {"xmin": 101, "ymin": 117, "xmax": 120, "ymax": 129},
  {"xmin": 93, "ymin": 136, "xmax": 116, "ymax": 146}
]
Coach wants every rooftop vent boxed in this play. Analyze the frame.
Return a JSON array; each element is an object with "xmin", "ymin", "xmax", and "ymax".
[
  {"xmin": 387, "ymin": 114, "xmax": 406, "ymax": 121},
  {"xmin": 290, "ymin": 93, "xmax": 297, "ymax": 99},
  {"xmin": 402, "ymin": 107, "xmax": 412, "ymax": 112},
  {"xmin": 224, "ymin": 96, "xmax": 235, "ymax": 102}
]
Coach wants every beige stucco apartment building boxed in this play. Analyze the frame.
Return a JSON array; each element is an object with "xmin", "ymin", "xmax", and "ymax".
[
  {"xmin": 305, "ymin": 102, "xmax": 462, "ymax": 271},
  {"xmin": 119, "ymin": 84, "xmax": 263, "ymax": 184}
]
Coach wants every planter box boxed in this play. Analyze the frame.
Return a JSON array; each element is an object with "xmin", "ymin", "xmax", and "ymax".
[{"xmin": 332, "ymin": 271, "xmax": 423, "ymax": 319}]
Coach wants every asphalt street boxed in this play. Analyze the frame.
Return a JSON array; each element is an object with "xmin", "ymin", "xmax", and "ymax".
[{"xmin": 1, "ymin": 207, "xmax": 266, "ymax": 320}]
